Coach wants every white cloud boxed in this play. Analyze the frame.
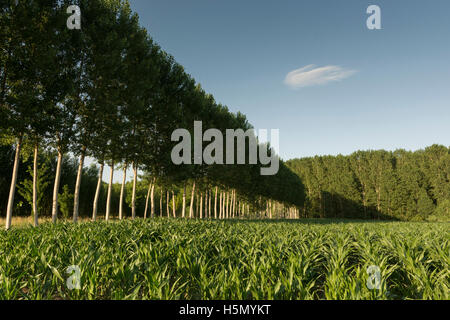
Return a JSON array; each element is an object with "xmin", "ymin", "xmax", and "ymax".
[{"xmin": 284, "ymin": 65, "xmax": 357, "ymax": 89}]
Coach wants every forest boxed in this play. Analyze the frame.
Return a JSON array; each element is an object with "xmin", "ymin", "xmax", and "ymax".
[
  {"xmin": 286, "ymin": 145, "xmax": 449, "ymax": 221},
  {"xmin": 1, "ymin": 1, "xmax": 448, "ymax": 228},
  {"xmin": 0, "ymin": 0, "xmax": 304, "ymax": 229}
]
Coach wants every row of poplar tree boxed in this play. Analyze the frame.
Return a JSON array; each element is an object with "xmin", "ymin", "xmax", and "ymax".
[
  {"xmin": 286, "ymin": 145, "xmax": 449, "ymax": 221},
  {"xmin": 0, "ymin": 0, "xmax": 306, "ymax": 229}
]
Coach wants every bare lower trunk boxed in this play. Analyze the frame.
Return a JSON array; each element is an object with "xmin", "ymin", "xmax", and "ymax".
[
  {"xmin": 214, "ymin": 187, "xmax": 218, "ymax": 219},
  {"xmin": 32, "ymin": 143, "xmax": 38, "ymax": 227},
  {"xmin": 189, "ymin": 181, "xmax": 196, "ymax": 218},
  {"xmin": 144, "ymin": 179, "xmax": 152, "ymax": 219},
  {"xmin": 200, "ymin": 192, "xmax": 203, "ymax": 219},
  {"xmin": 219, "ymin": 192, "xmax": 222, "ymax": 219},
  {"xmin": 105, "ymin": 160, "xmax": 114, "ymax": 221},
  {"xmin": 208, "ymin": 189, "xmax": 212, "ymax": 218},
  {"xmin": 73, "ymin": 146, "xmax": 86, "ymax": 223},
  {"xmin": 226, "ymin": 192, "xmax": 229, "ymax": 219},
  {"xmin": 131, "ymin": 163, "xmax": 137, "ymax": 219},
  {"xmin": 160, "ymin": 189, "xmax": 163, "ymax": 217},
  {"xmin": 5, "ymin": 136, "xmax": 22, "ymax": 230},
  {"xmin": 166, "ymin": 190, "xmax": 170, "ymax": 218},
  {"xmin": 172, "ymin": 191, "xmax": 176, "ymax": 218},
  {"xmin": 92, "ymin": 161, "xmax": 104, "ymax": 221},
  {"xmin": 182, "ymin": 183, "xmax": 186, "ymax": 218},
  {"xmin": 150, "ymin": 182, "xmax": 155, "ymax": 218},
  {"xmin": 52, "ymin": 147, "xmax": 63, "ymax": 223},
  {"xmin": 119, "ymin": 163, "xmax": 127, "ymax": 220}
]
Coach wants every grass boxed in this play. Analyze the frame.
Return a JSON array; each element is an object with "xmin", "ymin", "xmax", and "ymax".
[{"xmin": 0, "ymin": 218, "xmax": 448, "ymax": 300}]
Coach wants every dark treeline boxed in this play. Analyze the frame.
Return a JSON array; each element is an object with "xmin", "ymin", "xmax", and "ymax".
[
  {"xmin": 0, "ymin": 0, "xmax": 305, "ymax": 228},
  {"xmin": 286, "ymin": 145, "xmax": 449, "ymax": 221}
]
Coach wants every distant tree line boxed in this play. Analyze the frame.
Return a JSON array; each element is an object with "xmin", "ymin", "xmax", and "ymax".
[{"xmin": 286, "ymin": 145, "xmax": 449, "ymax": 221}]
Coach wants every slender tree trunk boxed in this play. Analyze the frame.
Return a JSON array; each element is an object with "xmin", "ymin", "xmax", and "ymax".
[
  {"xmin": 119, "ymin": 163, "xmax": 127, "ymax": 220},
  {"xmin": 219, "ymin": 192, "xmax": 222, "ymax": 219},
  {"xmin": 196, "ymin": 192, "xmax": 199, "ymax": 218},
  {"xmin": 92, "ymin": 161, "xmax": 104, "ymax": 221},
  {"xmin": 5, "ymin": 136, "xmax": 22, "ymax": 230},
  {"xmin": 172, "ymin": 190, "xmax": 177, "ymax": 218},
  {"xmin": 144, "ymin": 179, "xmax": 152, "ymax": 219},
  {"xmin": 233, "ymin": 190, "xmax": 236, "ymax": 219},
  {"xmin": 182, "ymin": 183, "xmax": 186, "ymax": 218},
  {"xmin": 73, "ymin": 146, "xmax": 86, "ymax": 223},
  {"xmin": 208, "ymin": 189, "xmax": 212, "ymax": 218},
  {"xmin": 189, "ymin": 181, "xmax": 196, "ymax": 218},
  {"xmin": 32, "ymin": 142, "xmax": 38, "ymax": 227},
  {"xmin": 269, "ymin": 200, "xmax": 272, "ymax": 219},
  {"xmin": 172, "ymin": 191, "xmax": 176, "ymax": 218},
  {"xmin": 226, "ymin": 192, "xmax": 229, "ymax": 219},
  {"xmin": 204, "ymin": 191, "xmax": 208, "ymax": 218},
  {"xmin": 105, "ymin": 160, "xmax": 114, "ymax": 221},
  {"xmin": 131, "ymin": 163, "xmax": 137, "ymax": 219},
  {"xmin": 150, "ymin": 182, "xmax": 155, "ymax": 218},
  {"xmin": 52, "ymin": 146, "xmax": 63, "ymax": 223},
  {"xmin": 200, "ymin": 192, "xmax": 203, "ymax": 219},
  {"xmin": 160, "ymin": 189, "xmax": 163, "ymax": 217},
  {"xmin": 166, "ymin": 190, "xmax": 170, "ymax": 218},
  {"xmin": 214, "ymin": 187, "xmax": 218, "ymax": 219}
]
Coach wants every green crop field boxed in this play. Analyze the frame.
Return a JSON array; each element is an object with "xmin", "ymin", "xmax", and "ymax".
[{"xmin": 0, "ymin": 219, "xmax": 448, "ymax": 300}]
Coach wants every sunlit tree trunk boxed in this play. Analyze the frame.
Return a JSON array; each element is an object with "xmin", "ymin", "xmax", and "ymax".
[
  {"xmin": 208, "ymin": 189, "xmax": 212, "ymax": 218},
  {"xmin": 172, "ymin": 191, "xmax": 176, "ymax": 218},
  {"xmin": 219, "ymin": 192, "xmax": 222, "ymax": 219},
  {"xmin": 214, "ymin": 187, "xmax": 218, "ymax": 219},
  {"xmin": 32, "ymin": 142, "xmax": 38, "ymax": 227},
  {"xmin": 92, "ymin": 161, "xmax": 104, "ymax": 221},
  {"xmin": 226, "ymin": 192, "xmax": 229, "ymax": 219},
  {"xmin": 73, "ymin": 146, "xmax": 86, "ymax": 223},
  {"xmin": 200, "ymin": 192, "xmax": 203, "ymax": 219},
  {"xmin": 160, "ymin": 189, "xmax": 163, "ymax": 217},
  {"xmin": 52, "ymin": 146, "xmax": 63, "ymax": 224},
  {"xmin": 166, "ymin": 190, "xmax": 170, "ymax": 217},
  {"xmin": 131, "ymin": 163, "xmax": 137, "ymax": 219},
  {"xmin": 182, "ymin": 183, "xmax": 186, "ymax": 218},
  {"xmin": 105, "ymin": 160, "xmax": 114, "ymax": 221},
  {"xmin": 150, "ymin": 182, "xmax": 155, "ymax": 218},
  {"xmin": 144, "ymin": 178, "xmax": 152, "ymax": 219},
  {"xmin": 189, "ymin": 181, "xmax": 196, "ymax": 218},
  {"xmin": 119, "ymin": 163, "xmax": 127, "ymax": 220},
  {"xmin": 5, "ymin": 136, "xmax": 22, "ymax": 230}
]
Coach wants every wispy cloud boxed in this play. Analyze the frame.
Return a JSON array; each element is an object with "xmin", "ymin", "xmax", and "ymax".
[{"xmin": 284, "ymin": 65, "xmax": 357, "ymax": 89}]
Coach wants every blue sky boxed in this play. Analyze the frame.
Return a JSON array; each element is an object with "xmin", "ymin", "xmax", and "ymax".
[
  {"xmin": 127, "ymin": 0, "xmax": 450, "ymax": 161},
  {"xmin": 96, "ymin": 0, "xmax": 450, "ymax": 183}
]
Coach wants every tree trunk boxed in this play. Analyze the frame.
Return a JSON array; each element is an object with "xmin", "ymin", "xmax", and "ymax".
[
  {"xmin": 160, "ymin": 189, "xmax": 163, "ymax": 217},
  {"xmin": 214, "ymin": 187, "xmax": 218, "ymax": 219},
  {"xmin": 226, "ymin": 192, "xmax": 229, "ymax": 219},
  {"xmin": 189, "ymin": 181, "xmax": 196, "ymax": 218},
  {"xmin": 105, "ymin": 160, "xmax": 114, "ymax": 221},
  {"xmin": 52, "ymin": 147, "xmax": 63, "ymax": 223},
  {"xmin": 150, "ymin": 181, "xmax": 155, "ymax": 218},
  {"xmin": 131, "ymin": 163, "xmax": 137, "ymax": 219},
  {"xmin": 119, "ymin": 163, "xmax": 128, "ymax": 220},
  {"xmin": 32, "ymin": 142, "xmax": 38, "ymax": 227},
  {"xmin": 182, "ymin": 183, "xmax": 186, "ymax": 218},
  {"xmin": 144, "ymin": 178, "xmax": 152, "ymax": 219},
  {"xmin": 5, "ymin": 136, "xmax": 22, "ymax": 230},
  {"xmin": 208, "ymin": 189, "xmax": 212, "ymax": 218},
  {"xmin": 219, "ymin": 192, "xmax": 222, "ymax": 219},
  {"xmin": 172, "ymin": 191, "xmax": 176, "ymax": 218},
  {"xmin": 73, "ymin": 146, "xmax": 86, "ymax": 223},
  {"xmin": 200, "ymin": 192, "xmax": 203, "ymax": 219},
  {"xmin": 92, "ymin": 161, "xmax": 104, "ymax": 221},
  {"xmin": 166, "ymin": 190, "xmax": 170, "ymax": 218}
]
